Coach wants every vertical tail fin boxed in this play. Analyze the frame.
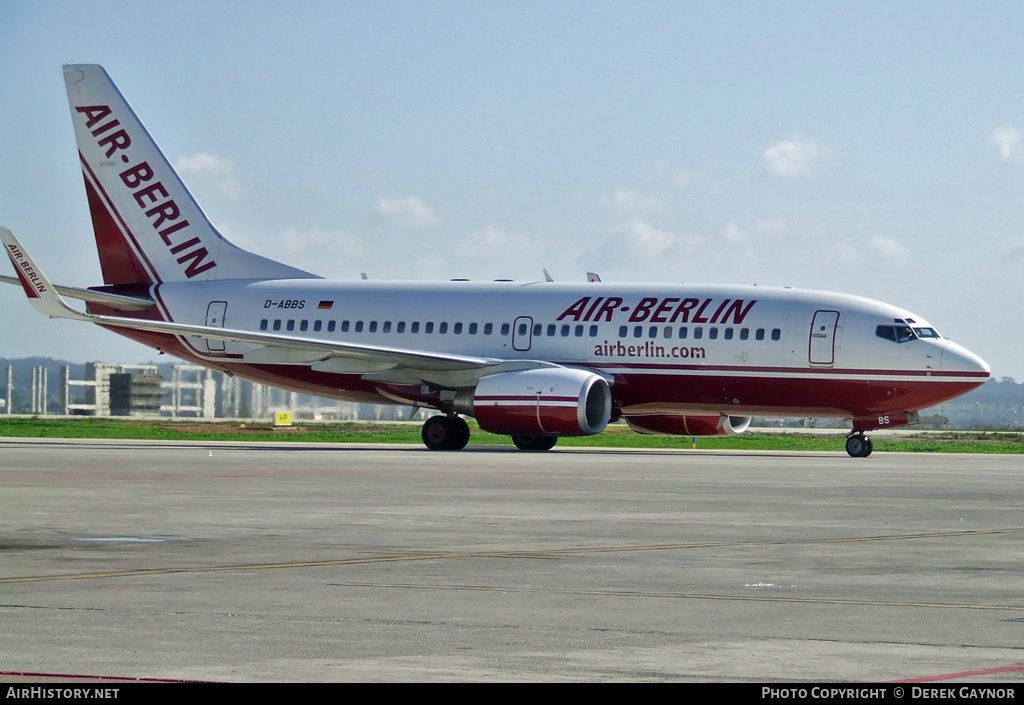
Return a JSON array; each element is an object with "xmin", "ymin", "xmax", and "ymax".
[{"xmin": 64, "ymin": 64, "xmax": 317, "ymax": 285}]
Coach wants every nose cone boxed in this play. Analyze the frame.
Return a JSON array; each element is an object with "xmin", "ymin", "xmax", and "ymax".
[{"xmin": 941, "ymin": 340, "xmax": 991, "ymax": 382}]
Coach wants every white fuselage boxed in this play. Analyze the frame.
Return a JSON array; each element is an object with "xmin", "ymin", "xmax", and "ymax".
[{"xmin": 132, "ymin": 278, "xmax": 988, "ymax": 420}]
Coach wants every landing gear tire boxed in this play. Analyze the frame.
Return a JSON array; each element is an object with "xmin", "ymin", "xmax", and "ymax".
[
  {"xmin": 451, "ymin": 416, "xmax": 471, "ymax": 450},
  {"xmin": 511, "ymin": 434, "xmax": 558, "ymax": 451},
  {"xmin": 845, "ymin": 434, "xmax": 873, "ymax": 458},
  {"xmin": 422, "ymin": 415, "xmax": 470, "ymax": 451}
]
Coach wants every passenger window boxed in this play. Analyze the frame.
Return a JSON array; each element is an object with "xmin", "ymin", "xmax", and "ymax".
[
  {"xmin": 575, "ymin": 325, "xmax": 584, "ymax": 337},
  {"xmin": 411, "ymin": 322, "xmax": 420, "ymax": 334},
  {"xmin": 368, "ymin": 321, "xmax": 377, "ymax": 333},
  {"xmin": 273, "ymin": 320, "xmax": 281, "ymax": 331},
  {"xmin": 501, "ymin": 323, "xmax": 510, "ymax": 336},
  {"xmin": 740, "ymin": 328, "xmax": 749, "ymax": 340},
  {"xmin": 455, "ymin": 322, "xmax": 464, "ymax": 334},
  {"xmin": 619, "ymin": 325, "xmax": 628, "ymax": 338},
  {"xmin": 517, "ymin": 323, "xmax": 527, "ymax": 336},
  {"xmin": 533, "ymin": 323, "xmax": 542, "ymax": 336},
  {"xmin": 355, "ymin": 321, "xmax": 364, "ymax": 332},
  {"xmin": 313, "ymin": 320, "xmax": 322, "ymax": 332},
  {"xmin": 300, "ymin": 320, "xmax": 308, "ymax": 332},
  {"xmin": 286, "ymin": 320, "xmax": 295, "ymax": 332},
  {"xmin": 589, "ymin": 325, "xmax": 598, "ymax": 337},
  {"xmin": 694, "ymin": 327, "xmax": 703, "ymax": 339},
  {"xmin": 382, "ymin": 321, "xmax": 391, "ymax": 333},
  {"xmin": 547, "ymin": 324, "xmax": 556, "ymax": 336},
  {"xmin": 439, "ymin": 322, "xmax": 448, "ymax": 334},
  {"xmin": 678, "ymin": 327, "xmax": 688, "ymax": 339},
  {"xmin": 561, "ymin": 324, "xmax": 570, "ymax": 337},
  {"xmin": 771, "ymin": 328, "xmax": 781, "ymax": 341},
  {"xmin": 425, "ymin": 322, "xmax": 434, "ymax": 334},
  {"xmin": 468, "ymin": 323, "xmax": 477, "ymax": 335},
  {"xmin": 329, "ymin": 321, "xmax": 338, "ymax": 333},
  {"xmin": 664, "ymin": 327, "xmax": 672, "ymax": 338},
  {"xmin": 709, "ymin": 328, "xmax": 718, "ymax": 340},
  {"xmin": 724, "ymin": 328, "xmax": 733, "ymax": 340},
  {"xmin": 397, "ymin": 322, "xmax": 405, "ymax": 333},
  {"xmin": 260, "ymin": 319, "xmax": 268, "ymax": 331},
  {"xmin": 484, "ymin": 323, "xmax": 493, "ymax": 335},
  {"xmin": 649, "ymin": 326, "xmax": 658, "ymax": 339},
  {"xmin": 756, "ymin": 328, "xmax": 765, "ymax": 341}
]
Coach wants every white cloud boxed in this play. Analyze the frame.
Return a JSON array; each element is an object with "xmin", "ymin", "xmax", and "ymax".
[
  {"xmin": 457, "ymin": 226, "xmax": 535, "ymax": 259},
  {"xmin": 991, "ymin": 126, "xmax": 1021, "ymax": 163},
  {"xmin": 869, "ymin": 236, "xmax": 907, "ymax": 261},
  {"xmin": 373, "ymin": 196, "xmax": 439, "ymax": 229},
  {"xmin": 274, "ymin": 227, "xmax": 366, "ymax": 276},
  {"xmin": 721, "ymin": 222, "xmax": 746, "ymax": 244},
  {"xmin": 174, "ymin": 152, "xmax": 243, "ymax": 199},
  {"xmin": 611, "ymin": 219, "xmax": 677, "ymax": 256},
  {"xmin": 653, "ymin": 161, "xmax": 692, "ymax": 190},
  {"xmin": 600, "ymin": 189, "xmax": 670, "ymax": 217},
  {"xmin": 175, "ymin": 151, "xmax": 235, "ymax": 174},
  {"xmin": 763, "ymin": 135, "xmax": 831, "ymax": 177}
]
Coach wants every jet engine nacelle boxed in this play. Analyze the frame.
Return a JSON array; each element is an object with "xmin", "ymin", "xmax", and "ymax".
[
  {"xmin": 625, "ymin": 414, "xmax": 752, "ymax": 436},
  {"xmin": 456, "ymin": 368, "xmax": 612, "ymax": 436}
]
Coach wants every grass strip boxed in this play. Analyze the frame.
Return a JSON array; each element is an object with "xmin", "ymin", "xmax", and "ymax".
[{"xmin": 1, "ymin": 417, "xmax": 1022, "ymax": 453}]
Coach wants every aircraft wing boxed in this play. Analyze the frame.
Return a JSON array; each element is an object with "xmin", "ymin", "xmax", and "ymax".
[{"xmin": 2, "ymin": 227, "xmax": 522, "ymax": 379}]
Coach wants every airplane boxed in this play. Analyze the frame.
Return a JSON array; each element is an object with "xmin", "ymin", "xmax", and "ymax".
[{"xmin": 1, "ymin": 64, "xmax": 991, "ymax": 457}]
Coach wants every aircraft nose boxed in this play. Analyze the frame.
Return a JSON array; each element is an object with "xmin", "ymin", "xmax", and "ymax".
[{"xmin": 940, "ymin": 341, "xmax": 991, "ymax": 378}]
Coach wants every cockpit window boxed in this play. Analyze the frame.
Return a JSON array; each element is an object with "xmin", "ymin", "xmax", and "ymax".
[
  {"xmin": 876, "ymin": 325, "xmax": 919, "ymax": 343},
  {"xmin": 913, "ymin": 327, "xmax": 941, "ymax": 339}
]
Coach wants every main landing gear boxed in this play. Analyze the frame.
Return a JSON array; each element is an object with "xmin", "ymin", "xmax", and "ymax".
[
  {"xmin": 845, "ymin": 433, "xmax": 873, "ymax": 458},
  {"xmin": 421, "ymin": 415, "xmax": 471, "ymax": 451},
  {"xmin": 419, "ymin": 415, "xmax": 560, "ymax": 451}
]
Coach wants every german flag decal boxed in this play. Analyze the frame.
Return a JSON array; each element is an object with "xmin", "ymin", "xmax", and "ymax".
[{"xmin": 318, "ymin": 301, "xmax": 334, "ymax": 310}]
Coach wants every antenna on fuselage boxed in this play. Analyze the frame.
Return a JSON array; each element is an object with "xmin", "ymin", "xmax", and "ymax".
[
  {"xmin": 543, "ymin": 269, "xmax": 554, "ymax": 282},
  {"xmin": 587, "ymin": 272, "xmax": 602, "ymax": 282},
  {"xmin": 360, "ymin": 273, "xmax": 368, "ymax": 280}
]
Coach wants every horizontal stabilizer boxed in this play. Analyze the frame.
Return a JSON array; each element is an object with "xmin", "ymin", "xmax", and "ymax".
[{"xmin": 0, "ymin": 273, "xmax": 153, "ymax": 310}]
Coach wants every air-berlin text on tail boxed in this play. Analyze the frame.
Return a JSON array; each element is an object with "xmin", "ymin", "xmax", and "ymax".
[
  {"xmin": 75, "ymin": 105, "xmax": 217, "ymax": 279},
  {"xmin": 556, "ymin": 296, "xmax": 757, "ymax": 324}
]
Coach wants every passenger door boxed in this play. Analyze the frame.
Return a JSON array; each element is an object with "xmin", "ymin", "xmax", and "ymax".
[{"xmin": 808, "ymin": 310, "xmax": 839, "ymax": 365}]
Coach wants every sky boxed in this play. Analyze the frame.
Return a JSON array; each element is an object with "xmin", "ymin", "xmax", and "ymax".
[{"xmin": 1, "ymin": 1, "xmax": 1022, "ymax": 379}]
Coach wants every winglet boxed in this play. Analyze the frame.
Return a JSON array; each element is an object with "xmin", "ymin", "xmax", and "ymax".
[{"xmin": 0, "ymin": 228, "xmax": 88, "ymax": 320}]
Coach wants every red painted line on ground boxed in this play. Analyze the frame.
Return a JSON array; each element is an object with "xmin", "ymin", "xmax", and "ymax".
[
  {"xmin": 0, "ymin": 670, "xmax": 212, "ymax": 683},
  {"xmin": 889, "ymin": 662, "xmax": 1024, "ymax": 682}
]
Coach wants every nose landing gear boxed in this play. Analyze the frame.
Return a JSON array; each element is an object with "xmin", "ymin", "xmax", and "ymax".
[{"xmin": 845, "ymin": 433, "xmax": 873, "ymax": 458}]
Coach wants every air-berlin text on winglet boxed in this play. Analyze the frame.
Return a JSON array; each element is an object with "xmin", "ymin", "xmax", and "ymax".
[
  {"xmin": 556, "ymin": 295, "xmax": 757, "ymax": 324},
  {"xmin": 5, "ymin": 242, "xmax": 47, "ymax": 296},
  {"xmin": 74, "ymin": 104, "xmax": 217, "ymax": 279}
]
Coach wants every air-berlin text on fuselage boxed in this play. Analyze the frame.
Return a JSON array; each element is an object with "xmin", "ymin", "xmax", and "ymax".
[
  {"xmin": 556, "ymin": 296, "xmax": 757, "ymax": 324},
  {"xmin": 75, "ymin": 105, "xmax": 216, "ymax": 279}
]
